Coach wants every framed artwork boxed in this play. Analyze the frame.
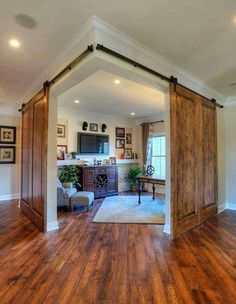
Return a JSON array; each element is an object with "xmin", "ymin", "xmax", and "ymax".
[
  {"xmin": 116, "ymin": 138, "xmax": 125, "ymax": 149},
  {"xmin": 65, "ymin": 153, "xmax": 72, "ymax": 160},
  {"xmin": 57, "ymin": 124, "xmax": 66, "ymax": 138},
  {"xmin": 124, "ymin": 148, "xmax": 132, "ymax": 159},
  {"xmin": 110, "ymin": 157, "xmax": 116, "ymax": 165},
  {"xmin": 90, "ymin": 123, "xmax": 98, "ymax": 132},
  {"xmin": 0, "ymin": 146, "xmax": 16, "ymax": 164},
  {"xmin": 126, "ymin": 133, "xmax": 132, "ymax": 145},
  {"xmin": 57, "ymin": 145, "xmax": 67, "ymax": 160},
  {"xmin": 0, "ymin": 126, "xmax": 16, "ymax": 144},
  {"xmin": 103, "ymin": 159, "xmax": 111, "ymax": 165},
  {"xmin": 116, "ymin": 127, "xmax": 125, "ymax": 138}
]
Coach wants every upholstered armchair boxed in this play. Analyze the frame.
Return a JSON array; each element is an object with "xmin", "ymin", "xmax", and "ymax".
[{"xmin": 57, "ymin": 178, "xmax": 77, "ymax": 208}]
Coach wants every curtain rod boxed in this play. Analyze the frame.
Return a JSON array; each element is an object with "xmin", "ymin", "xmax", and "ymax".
[
  {"xmin": 96, "ymin": 44, "xmax": 223, "ymax": 109},
  {"xmin": 140, "ymin": 120, "xmax": 164, "ymax": 126}
]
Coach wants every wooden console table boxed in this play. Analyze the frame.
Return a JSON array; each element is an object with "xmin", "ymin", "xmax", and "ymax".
[
  {"xmin": 78, "ymin": 165, "xmax": 118, "ymax": 199},
  {"xmin": 137, "ymin": 175, "xmax": 165, "ymax": 204}
]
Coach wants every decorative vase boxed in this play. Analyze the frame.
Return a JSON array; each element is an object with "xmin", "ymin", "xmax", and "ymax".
[
  {"xmin": 130, "ymin": 184, "xmax": 138, "ymax": 192},
  {"xmin": 62, "ymin": 182, "xmax": 73, "ymax": 188}
]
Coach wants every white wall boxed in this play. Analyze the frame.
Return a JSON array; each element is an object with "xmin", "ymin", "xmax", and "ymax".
[
  {"xmin": 0, "ymin": 114, "xmax": 21, "ymax": 201},
  {"xmin": 224, "ymin": 101, "xmax": 236, "ymax": 209},
  {"xmin": 57, "ymin": 106, "xmax": 141, "ymax": 160},
  {"xmin": 57, "ymin": 106, "xmax": 142, "ymax": 192}
]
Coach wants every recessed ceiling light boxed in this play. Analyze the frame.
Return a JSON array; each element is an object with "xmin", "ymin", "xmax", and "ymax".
[
  {"xmin": 114, "ymin": 79, "xmax": 120, "ymax": 84},
  {"xmin": 74, "ymin": 100, "xmax": 80, "ymax": 104},
  {"xmin": 130, "ymin": 112, "xmax": 135, "ymax": 116},
  {"xmin": 9, "ymin": 39, "xmax": 20, "ymax": 48}
]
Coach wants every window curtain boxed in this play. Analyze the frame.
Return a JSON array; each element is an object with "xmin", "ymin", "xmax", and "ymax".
[{"xmin": 142, "ymin": 123, "xmax": 154, "ymax": 174}]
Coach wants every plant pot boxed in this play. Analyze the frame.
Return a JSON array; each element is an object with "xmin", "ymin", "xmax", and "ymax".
[
  {"xmin": 62, "ymin": 182, "xmax": 73, "ymax": 188},
  {"xmin": 130, "ymin": 184, "xmax": 138, "ymax": 192}
]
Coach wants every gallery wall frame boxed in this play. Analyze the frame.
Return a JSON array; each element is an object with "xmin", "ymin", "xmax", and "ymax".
[
  {"xmin": 0, "ymin": 125, "xmax": 16, "ymax": 144},
  {"xmin": 0, "ymin": 146, "xmax": 16, "ymax": 164}
]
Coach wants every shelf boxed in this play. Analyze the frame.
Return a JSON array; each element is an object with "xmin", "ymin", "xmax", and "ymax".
[
  {"xmin": 116, "ymin": 159, "xmax": 141, "ymax": 165},
  {"xmin": 57, "ymin": 159, "xmax": 85, "ymax": 166},
  {"xmin": 57, "ymin": 159, "xmax": 141, "ymax": 166}
]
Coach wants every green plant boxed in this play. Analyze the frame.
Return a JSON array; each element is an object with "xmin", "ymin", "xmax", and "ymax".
[
  {"xmin": 124, "ymin": 166, "xmax": 142, "ymax": 187},
  {"xmin": 71, "ymin": 152, "xmax": 77, "ymax": 159},
  {"xmin": 58, "ymin": 165, "xmax": 79, "ymax": 186}
]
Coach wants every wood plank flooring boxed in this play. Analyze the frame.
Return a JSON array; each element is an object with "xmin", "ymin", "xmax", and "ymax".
[{"xmin": 0, "ymin": 197, "xmax": 235, "ymax": 304}]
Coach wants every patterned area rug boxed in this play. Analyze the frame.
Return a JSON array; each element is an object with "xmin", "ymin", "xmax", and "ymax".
[{"xmin": 92, "ymin": 195, "xmax": 165, "ymax": 224}]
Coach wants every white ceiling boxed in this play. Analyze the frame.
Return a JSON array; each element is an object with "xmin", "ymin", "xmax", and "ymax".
[
  {"xmin": 1, "ymin": 0, "xmax": 236, "ymax": 107},
  {"xmin": 58, "ymin": 70, "xmax": 165, "ymax": 119}
]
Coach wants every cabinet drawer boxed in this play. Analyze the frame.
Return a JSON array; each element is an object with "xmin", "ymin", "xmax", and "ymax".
[
  {"xmin": 95, "ymin": 168, "xmax": 107, "ymax": 175},
  {"xmin": 84, "ymin": 183, "xmax": 95, "ymax": 192},
  {"xmin": 84, "ymin": 169, "xmax": 95, "ymax": 182},
  {"xmin": 108, "ymin": 181, "xmax": 117, "ymax": 192},
  {"xmin": 108, "ymin": 167, "xmax": 117, "ymax": 180}
]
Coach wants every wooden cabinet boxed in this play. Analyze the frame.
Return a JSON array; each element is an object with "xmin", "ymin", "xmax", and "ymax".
[{"xmin": 78, "ymin": 165, "xmax": 118, "ymax": 198}]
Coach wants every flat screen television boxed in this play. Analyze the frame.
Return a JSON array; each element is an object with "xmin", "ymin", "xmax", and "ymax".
[{"xmin": 77, "ymin": 133, "xmax": 109, "ymax": 154}]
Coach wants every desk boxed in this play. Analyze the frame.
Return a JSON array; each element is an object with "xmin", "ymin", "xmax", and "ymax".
[{"xmin": 137, "ymin": 175, "xmax": 165, "ymax": 204}]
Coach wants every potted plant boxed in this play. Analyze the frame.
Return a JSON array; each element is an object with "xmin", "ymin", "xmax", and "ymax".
[
  {"xmin": 71, "ymin": 152, "xmax": 77, "ymax": 159},
  {"xmin": 58, "ymin": 165, "xmax": 79, "ymax": 188},
  {"xmin": 124, "ymin": 166, "xmax": 142, "ymax": 192}
]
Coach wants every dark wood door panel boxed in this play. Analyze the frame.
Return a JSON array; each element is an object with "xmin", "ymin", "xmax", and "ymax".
[
  {"xmin": 202, "ymin": 101, "xmax": 217, "ymax": 220},
  {"xmin": 170, "ymin": 84, "xmax": 202, "ymax": 237},
  {"xmin": 21, "ymin": 106, "xmax": 31, "ymax": 205},
  {"xmin": 21, "ymin": 88, "xmax": 48, "ymax": 231}
]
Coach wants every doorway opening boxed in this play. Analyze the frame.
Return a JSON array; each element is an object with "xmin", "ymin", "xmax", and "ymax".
[{"xmin": 49, "ymin": 52, "xmax": 171, "ymax": 232}]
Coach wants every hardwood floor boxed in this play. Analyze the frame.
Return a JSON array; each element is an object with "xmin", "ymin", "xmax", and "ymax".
[{"xmin": 0, "ymin": 197, "xmax": 235, "ymax": 304}]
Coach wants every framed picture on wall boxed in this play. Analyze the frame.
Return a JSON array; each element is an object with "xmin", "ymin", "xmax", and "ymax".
[
  {"xmin": 126, "ymin": 133, "xmax": 132, "ymax": 145},
  {"xmin": 57, "ymin": 124, "xmax": 66, "ymax": 138},
  {"xmin": 0, "ymin": 146, "xmax": 16, "ymax": 164},
  {"xmin": 110, "ymin": 157, "xmax": 116, "ymax": 165},
  {"xmin": 124, "ymin": 148, "xmax": 132, "ymax": 159},
  {"xmin": 116, "ymin": 127, "xmax": 125, "ymax": 138},
  {"xmin": 116, "ymin": 138, "xmax": 125, "ymax": 149},
  {"xmin": 0, "ymin": 125, "xmax": 16, "ymax": 144},
  {"xmin": 90, "ymin": 123, "xmax": 98, "ymax": 131},
  {"xmin": 57, "ymin": 145, "xmax": 67, "ymax": 160}
]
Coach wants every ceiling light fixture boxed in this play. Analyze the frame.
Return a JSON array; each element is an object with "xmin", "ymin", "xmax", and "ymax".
[
  {"xmin": 114, "ymin": 79, "xmax": 120, "ymax": 84},
  {"xmin": 130, "ymin": 112, "xmax": 135, "ymax": 116},
  {"xmin": 74, "ymin": 100, "xmax": 80, "ymax": 104},
  {"xmin": 9, "ymin": 39, "xmax": 20, "ymax": 48}
]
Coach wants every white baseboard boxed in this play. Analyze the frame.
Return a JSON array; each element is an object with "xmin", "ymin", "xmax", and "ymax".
[
  {"xmin": 218, "ymin": 203, "xmax": 226, "ymax": 213},
  {"xmin": 163, "ymin": 224, "xmax": 171, "ymax": 234},
  {"xmin": 46, "ymin": 221, "xmax": 59, "ymax": 232},
  {"xmin": 226, "ymin": 203, "xmax": 236, "ymax": 210},
  {"xmin": 0, "ymin": 194, "xmax": 20, "ymax": 201}
]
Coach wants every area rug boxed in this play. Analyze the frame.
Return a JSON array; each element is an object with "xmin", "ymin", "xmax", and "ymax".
[{"xmin": 92, "ymin": 195, "xmax": 165, "ymax": 224}]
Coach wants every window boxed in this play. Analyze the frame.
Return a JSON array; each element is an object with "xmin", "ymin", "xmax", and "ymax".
[{"xmin": 152, "ymin": 136, "xmax": 165, "ymax": 179}]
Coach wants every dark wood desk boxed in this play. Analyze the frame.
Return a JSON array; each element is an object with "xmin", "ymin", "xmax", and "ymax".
[{"xmin": 137, "ymin": 175, "xmax": 165, "ymax": 204}]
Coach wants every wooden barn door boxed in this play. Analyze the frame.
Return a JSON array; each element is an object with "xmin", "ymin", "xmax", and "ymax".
[
  {"xmin": 170, "ymin": 84, "xmax": 217, "ymax": 237},
  {"xmin": 202, "ymin": 99, "xmax": 218, "ymax": 221},
  {"xmin": 21, "ymin": 86, "xmax": 49, "ymax": 231}
]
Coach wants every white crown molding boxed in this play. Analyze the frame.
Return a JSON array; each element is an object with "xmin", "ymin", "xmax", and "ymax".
[
  {"xmin": 20, "ymin": 15, "xmax": 225, "ymax": 104},
  {"xmin": 93, "ymin": 16, "xmax": 224, "ymax": 101}
]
